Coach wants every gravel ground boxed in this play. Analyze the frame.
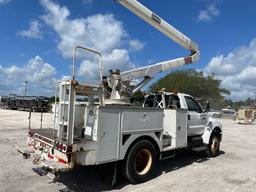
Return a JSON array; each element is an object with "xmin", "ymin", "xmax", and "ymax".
[{"xmin": 0, "ymin": 109, "xmax": 256, "ymax": 192}]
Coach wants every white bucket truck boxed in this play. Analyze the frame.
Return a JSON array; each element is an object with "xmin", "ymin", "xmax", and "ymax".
[{"xmin": 17, "ymin": 0, "xmax": 222, "ymax": 183}]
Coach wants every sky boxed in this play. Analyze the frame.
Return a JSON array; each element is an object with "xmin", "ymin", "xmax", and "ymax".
[{"xmin": 0, "ymin": 0, "xmax": 256, "ymax": 100}]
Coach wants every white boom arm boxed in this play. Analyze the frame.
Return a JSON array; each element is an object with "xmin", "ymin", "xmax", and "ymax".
[
  {"xmin": 105, "ymin": 0, "xmax": 200, "ymax": 100},
  {"xmin": 115, "ymin": 0, "xmax": 199, "ymax": 53},
  {"xmin": 121, "ymin": 55, "xmax": 199, "ymax": 82},
  {"xmin": 116, "ymin": 0, "xmax": 200, "ymax": 81}
]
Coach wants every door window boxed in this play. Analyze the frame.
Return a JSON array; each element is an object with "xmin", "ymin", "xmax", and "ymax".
[
  {"xmin": 185, "ymin": 96, "xmax": 202, "ymax": 113},
  {"xmin": 144, "ymin": 94, "xmax": 164, "ymax": 108},
  {"xmin": 166, "ymin": 94, "xmax": 181, "ymax": 109}
]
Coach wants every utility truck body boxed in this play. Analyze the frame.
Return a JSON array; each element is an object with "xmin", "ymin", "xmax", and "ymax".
[
  {"xmin": 18, "ymin": 89, "xmax": 222, "ymax": 183},
  {"xmin": 17, "ymin": 0, "xmax": 222, "ymax": 183}
]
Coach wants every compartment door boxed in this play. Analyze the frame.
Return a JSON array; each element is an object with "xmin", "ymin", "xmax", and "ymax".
[{"xmin": 97, "ymin": 109, "xmax": 120, "ymax": 163}]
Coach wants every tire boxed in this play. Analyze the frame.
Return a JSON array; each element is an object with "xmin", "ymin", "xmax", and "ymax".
[
  {"xmin": 208, "ymin": 134, "xmax": 220, "ymax": 157},
  {"xmin": 123, "ymin": 140, "xmax": 157, "ymax": 183}
]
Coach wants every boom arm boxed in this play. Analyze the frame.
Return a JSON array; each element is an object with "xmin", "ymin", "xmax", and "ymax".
[
  {"xmin": 104, "ymin": 0, "xmax": 200, "ymax": 101},
  {"xmin": 121, "ymin": 55, "xmax": 199, "ymax": 82},
  {"xmin": 115, "ymin": 0, "xmax": 199, "ymax": 53},
  {"xmin": 117, "ymin": 0, "xmax": 200, "ymax": 81}
]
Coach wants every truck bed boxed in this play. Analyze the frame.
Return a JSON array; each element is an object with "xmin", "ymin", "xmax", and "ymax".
[{"xmin": 29, "ymin": 128, "xmax": 88, "ymax": 144}]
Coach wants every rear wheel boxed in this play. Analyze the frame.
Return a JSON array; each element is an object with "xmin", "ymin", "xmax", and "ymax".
[
  {"xmin": 123, "ymin": 140, "xmax": 157, "ymax": 183},
  {"xmin": 208, "ymin": 134, "xmax": 220, "ymax": 157}
]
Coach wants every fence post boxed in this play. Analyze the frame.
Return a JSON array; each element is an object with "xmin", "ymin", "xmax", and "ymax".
[
  {"xmin": 40, "ymin": 112, "xmax": 43, "ymax": 129},
  {"xmin": 28, "ymin": 110, "xmax": 32, "ymax": 130}
]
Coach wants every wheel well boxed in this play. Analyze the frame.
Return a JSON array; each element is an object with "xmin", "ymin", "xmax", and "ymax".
[
  {"xmin": 212, "ymin": 127, "xmax": 222, "ymax": 140},
  {"xmin": 213, "ymin": 127, "xmax": 221, "ymax": 134},
  {"xmin": 124, "ymin": 135, "xmax": 160, "ymax": 160}
]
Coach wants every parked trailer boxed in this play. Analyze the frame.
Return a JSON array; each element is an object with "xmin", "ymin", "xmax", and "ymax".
[
  {"xmin": 0, "ymin": 96, "xmax": 9, "ymax": 108},
  {"xmin": 235, "ymin": 108, "xmax": 254, "ymax": 124},
  {"xmin": 0, "ymin": 94, "xmax": 49, "ymax": 112}
]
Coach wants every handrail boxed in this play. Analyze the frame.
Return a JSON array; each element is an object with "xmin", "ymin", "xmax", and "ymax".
[{"xmin": 72, "ymin": 45, "xmax": 103, "ymax": 81}]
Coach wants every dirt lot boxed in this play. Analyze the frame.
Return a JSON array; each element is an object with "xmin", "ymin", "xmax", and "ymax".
[{"xmin": 0, "ymin": 109, "xmax": 256, "ymax": 192}]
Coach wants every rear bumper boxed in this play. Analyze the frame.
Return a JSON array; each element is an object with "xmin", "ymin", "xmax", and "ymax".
[
  {"xmin": 17, "ymin": 135, "xmax": 74, "ymax": 172},
  {"xmin": 40, "ymin": 158, "xmax": 71, "ymax": 172}
]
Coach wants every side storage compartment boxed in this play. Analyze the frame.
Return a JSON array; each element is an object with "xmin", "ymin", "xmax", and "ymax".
[
  {"xmin": 163, "ymin": 109, "xmax": 187, "ymax": 150},
  {"xmin": 96, "ymin": 106, "xmax": 164, "ymax": 164},
  {"xmin": 97, "ymin": 107, "xmax": 121, "ymax": 164},
  {"xmin": 121, "ymin": 109, "xmax": 163, "ymax": 132}
]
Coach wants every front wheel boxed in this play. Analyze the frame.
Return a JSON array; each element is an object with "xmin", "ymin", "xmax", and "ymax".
[
  {"xmin": 208, "ymin": 134, "xmax": 220, "ymax": 157},
  {"xmin": 123, "ymin": 140, "xmax": 157, "ymax": 183}
]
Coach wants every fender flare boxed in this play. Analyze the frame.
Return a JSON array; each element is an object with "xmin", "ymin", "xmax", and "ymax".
[
  {"xmin": 119, "ymin": 132, "xmax": 161, "ymax": 160},
  {"xmin": 202, "ymin": 119, "xmax": 222, "ymax": 145}
]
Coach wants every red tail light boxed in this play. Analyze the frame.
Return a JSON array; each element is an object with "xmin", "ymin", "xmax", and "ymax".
[
  {"xmin": 58, "ymin": 158, "xmax": 67, "ymax": 164},
  {"xmin": 48, "ymin": 153, "xmax": 54, "ymax": 159},
  {"xmin": 57, "ymin": 144, "xmax": 63, "ymax": 151}
]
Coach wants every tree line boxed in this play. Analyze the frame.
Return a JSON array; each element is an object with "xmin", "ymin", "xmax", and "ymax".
[{"xmin": 132, "ymin": 69, "xmax": 255, "ymax": 110}]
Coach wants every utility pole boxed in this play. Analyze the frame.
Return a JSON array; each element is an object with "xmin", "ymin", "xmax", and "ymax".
[{"xmin": 24, "ymin": 81, "xmax": 28, "ymax": 96}]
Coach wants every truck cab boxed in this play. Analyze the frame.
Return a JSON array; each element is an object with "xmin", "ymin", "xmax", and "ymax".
[{"xmin": 143, "ymin": 91, "xmax": 221, "ymax": 147}]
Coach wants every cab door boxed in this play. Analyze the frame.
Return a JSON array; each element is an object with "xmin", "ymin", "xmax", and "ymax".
[{"xmin": 184, "ymin": 96, "xmax": 207, "ymax": 136}]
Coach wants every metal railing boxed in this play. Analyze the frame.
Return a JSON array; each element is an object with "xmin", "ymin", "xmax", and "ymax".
[{"xmin": 72, "ymin": 45, "xmax": 103, "ymax": 81}]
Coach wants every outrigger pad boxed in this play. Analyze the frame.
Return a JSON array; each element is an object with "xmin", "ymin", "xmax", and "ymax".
[
  {"xmin": 32, "ymin": 167, "xmax": 48, "ymax": 176},
  {"xmin": 33, "ymin": 167, "xmax": 59, "ymax": 182},
  {"xmin": 17, "ymin": 145, "xmax": 34, "ymax": 159},
  {"xmin": 59, "ymin": 187, "xmax": 75, "ymax": 192}
]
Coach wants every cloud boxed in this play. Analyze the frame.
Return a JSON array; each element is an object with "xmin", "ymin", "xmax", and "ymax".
[
  {"xmin": 78, "ymin": 49, "xmax": 134, "ymax": 80},
  {"xmin": 129, "ymin": 39, "xmax": 144, "ymax": 52},
  {"xmin": 40, "ymin": 0, "xmax": 139, "ymax": 82},
  {"xmin": 0, "ymin": 56, "xmax": 56, "ymax": 96},
  {"xmin": 204, "ymin": 38, "xmax": 256, "ymax": 100},
  {"xmin": 17, "ymin": 20, "xmax": 43, "ymax": 39},
  {"xmin": 198, "ymin": 2, "xmax": 220, "ymax": 22},
  {"xmin": 0, "ymin": 0, "xmax": 10, "ymax": 5},
  {"xmin": 40, "ymin": 0, "xmax": 126, "ymax": 57}
]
